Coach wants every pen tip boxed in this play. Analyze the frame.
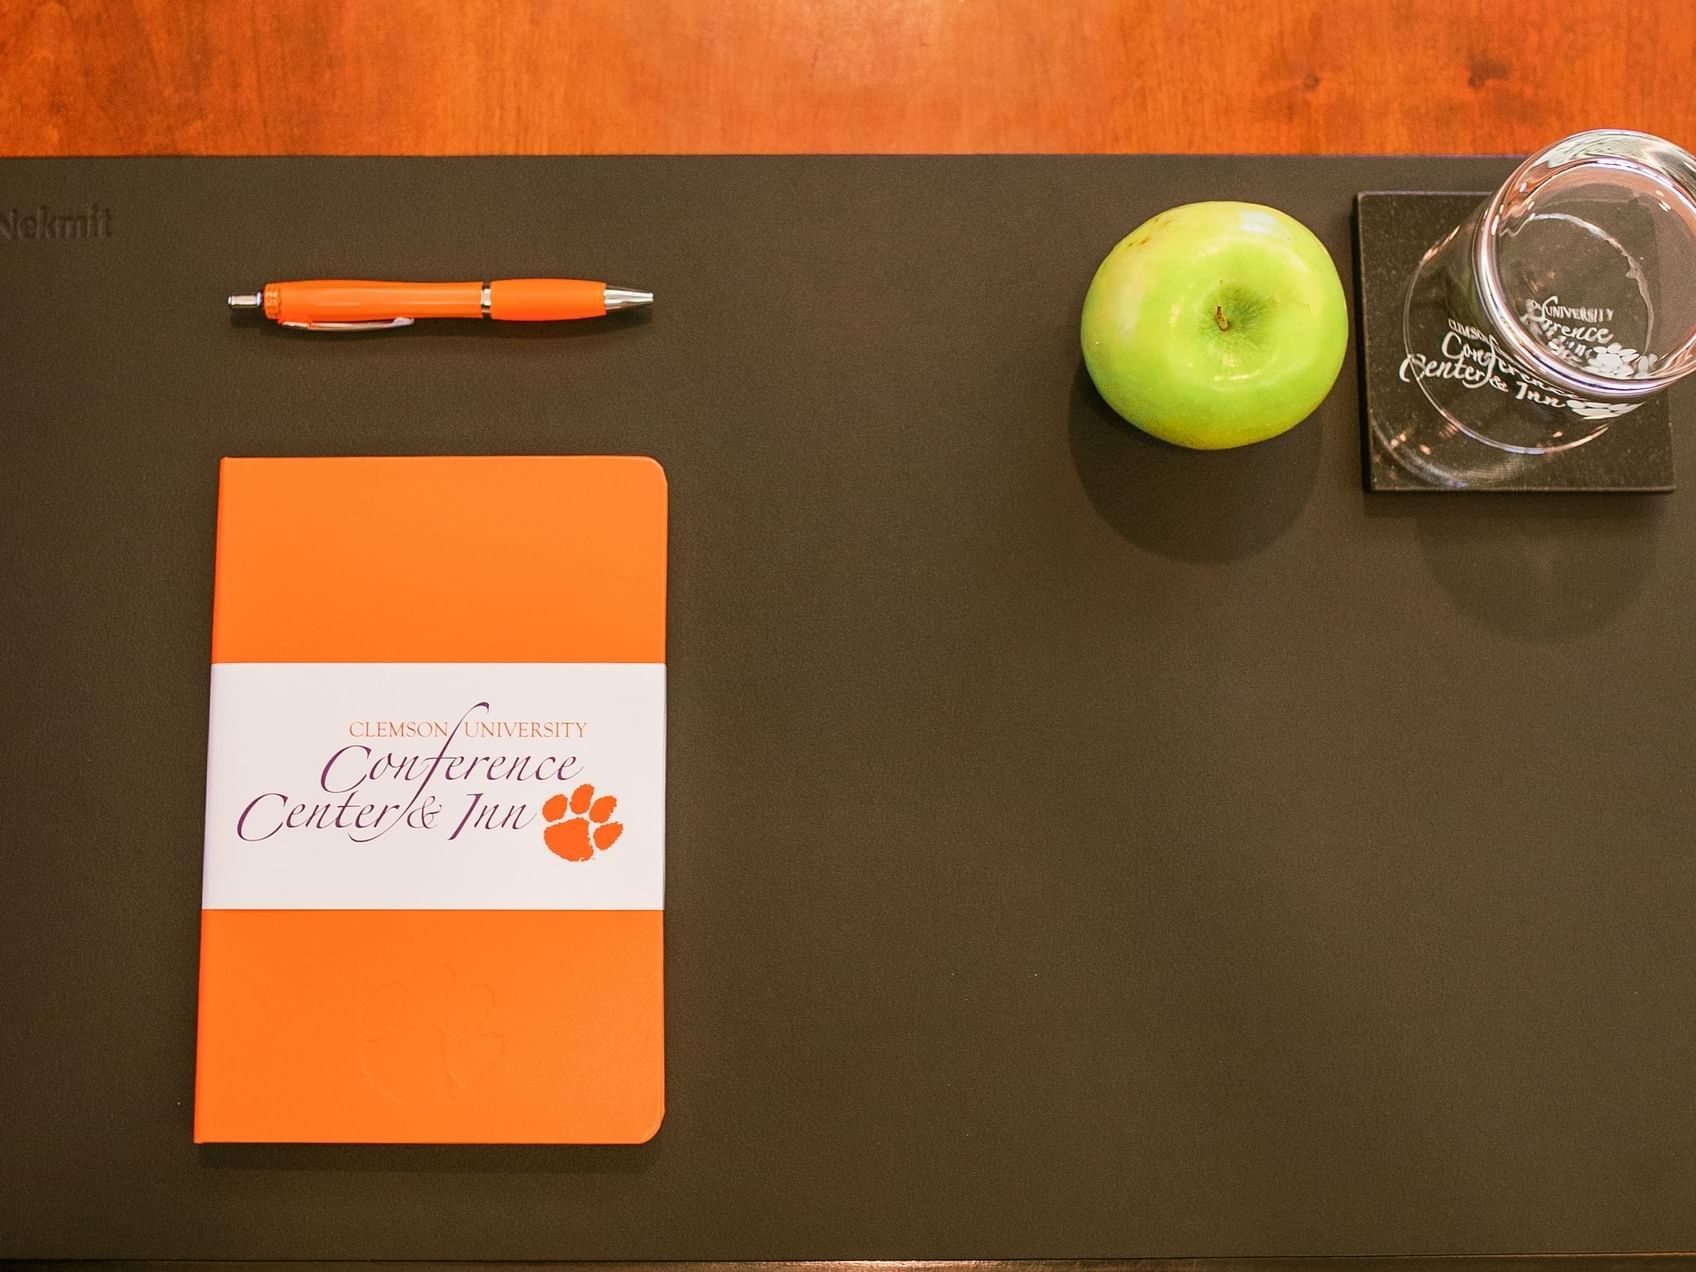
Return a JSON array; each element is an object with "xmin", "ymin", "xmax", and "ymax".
[
  {"xmin": 228, "ymin": 293, "xmax": 263, "ymax": 311},
  {"xmin": 604, "ymin": 287, "xmax": 653, "ymax": 312}
]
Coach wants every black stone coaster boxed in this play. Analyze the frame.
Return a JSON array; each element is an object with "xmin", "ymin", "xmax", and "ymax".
[{"xmin": 1354, "ymin": 191, "xmax": 1675, "ymax": 492}]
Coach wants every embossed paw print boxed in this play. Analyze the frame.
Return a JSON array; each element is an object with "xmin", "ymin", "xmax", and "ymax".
[
  {"xmin": 542, "ymin": 783, "xmax": 623, "ymax": 861},
  {"xmin": 359, "ymin": 965, "xmax": 504, "ymax": 1105}
]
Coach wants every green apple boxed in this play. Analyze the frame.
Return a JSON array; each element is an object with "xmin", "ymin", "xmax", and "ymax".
[{"xmin": 1080, "ymin": 201, "xmax": 1349, "ymax": 450}]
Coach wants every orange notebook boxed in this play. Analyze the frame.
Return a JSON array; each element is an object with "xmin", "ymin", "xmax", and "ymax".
[{"xmin": 195, "ymin": 456, "xmax": 667, "ymax": 1143}]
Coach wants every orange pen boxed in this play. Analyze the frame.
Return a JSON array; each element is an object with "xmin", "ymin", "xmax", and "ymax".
[{"xmin": 227, "ymin": 278, "xmax": 653, "ymax": 331}]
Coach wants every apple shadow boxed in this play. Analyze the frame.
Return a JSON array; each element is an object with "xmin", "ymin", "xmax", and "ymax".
[
  {"xmin": 1067, "ymin": 363, "xmax": 1322, "ymax": 563},
  {"xmin": 1368, "ymin": 493, "xmax": 1664, "ymax": 644}
]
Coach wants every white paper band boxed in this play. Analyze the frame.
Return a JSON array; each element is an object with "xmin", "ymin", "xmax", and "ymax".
[{"xmin": 202, "ymin": 663, "xmax": 665, "ymax": 910}]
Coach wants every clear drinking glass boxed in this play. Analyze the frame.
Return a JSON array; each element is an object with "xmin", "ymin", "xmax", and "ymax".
[{"xmin": 1389, "ymin": 130, "xmax": 1696, "ymax": 487}]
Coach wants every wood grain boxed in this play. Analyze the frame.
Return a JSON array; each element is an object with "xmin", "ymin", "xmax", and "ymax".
[
  {"xmin": 1, "ymin": 0, "xmax": 1693, "ymax": 156},
  {"xmin": 7, "ymin": 1262, "xmax": 1692, "ymax": 1272}
]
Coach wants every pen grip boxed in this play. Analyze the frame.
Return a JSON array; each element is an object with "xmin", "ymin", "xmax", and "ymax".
[{"xmin": 489, "ymin": 278, "xmax": 607, "ymax": 321}]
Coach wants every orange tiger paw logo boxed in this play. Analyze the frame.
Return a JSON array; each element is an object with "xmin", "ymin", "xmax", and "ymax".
[{"xmin": 542, "ymin": 783, "xmax": 623, "ymax": 861}]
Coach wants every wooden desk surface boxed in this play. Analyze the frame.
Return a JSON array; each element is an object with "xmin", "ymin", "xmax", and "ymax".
[{"xmin": 2, "ymin": 0, "xmax": 1692, "ymax": 156}]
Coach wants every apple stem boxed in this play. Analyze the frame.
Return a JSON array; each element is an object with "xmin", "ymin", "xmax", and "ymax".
[{"xmin": 1213, "ymin": 305, "xmax": 1231, "ymax": 333}]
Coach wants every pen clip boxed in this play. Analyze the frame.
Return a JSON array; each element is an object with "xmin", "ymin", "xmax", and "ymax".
[{"xmin": 280, "ymin": 318, "xmax": 417, "ymax": 332}]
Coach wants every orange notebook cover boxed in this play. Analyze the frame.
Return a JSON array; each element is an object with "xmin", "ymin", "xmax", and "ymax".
[{"xmin": 195, "ymin": 455, "xmax": 667, "ymax": 1143}]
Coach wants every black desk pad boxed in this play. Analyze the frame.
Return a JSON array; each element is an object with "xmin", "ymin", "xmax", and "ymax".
[{"xmin": 2, "ymin": 156, "xmax": 1693, "ymax": 1260}]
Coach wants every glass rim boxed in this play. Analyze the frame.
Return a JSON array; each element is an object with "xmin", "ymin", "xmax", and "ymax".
[{"xmin": 1471, "ymin": 128, "xmax": 1696, "ymax": 401}]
